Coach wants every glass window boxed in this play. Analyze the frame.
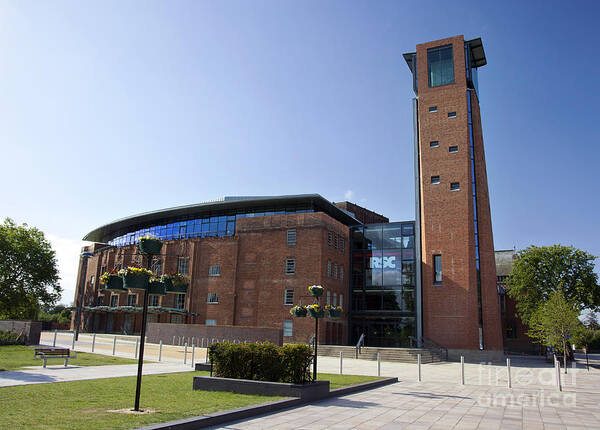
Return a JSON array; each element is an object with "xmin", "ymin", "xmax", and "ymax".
[
  {"xmin": 287, "ymin": 230, "xmax": 296, "ymax": 246},
  {"xmin": 205, "ymin": 319, "xmax": 216, "ymax": 326},
  {"xmin": 328, "ymin": 232, "xmax": 332, "ymax": 246},
  {"xmin": 448, "ymin": 112, "xmax": 457, "ymax": 118},
  {"xmin": 401, "ymin": 224, "xmax": 414, "ymax": 236},
  {"xmin": 175, "ymin": 294, "xmax": 185, "ymax": 309},
  {"xmin": 327, "ymin": 291, "xmax": 331, "ymax": 306},
  {"xmin": 284, "ymin": 289, "xmax": 294, "ymax": 305},
  {"xmin": 285, "ymin": 259, "xmax": 295, "ymax": 274},
  {"xmin": 333, "ymin": 263, "xmax": 338, "ymax": 279},
  {"xmin": 431, "ymin": 176, "xmax": 440, "ymax": 184},
  {"xmin": 208, "ymin": 265, "xmax": 221, "ymax": 276},
  {"xmin": 364, "ymin": 225, "xmax": 383, "ymax": 250},
  {"xmin": 110, "ymin": 295, "xmax": 118, "ymax": 307},
  {"xmin": 428, "ymin": 45, "xmax": 454, "ymax": 87},
  {"xmin": 430, "ymin": 141, "xmax": 439, "ymax": 148},
  {"xmin": 333, "ymin": 293, "xmax": 337, "ymax": 306},
  {"xmin": 340, "ymin": 238, "xmax": 344, "ymax": 253},
  {"xmin": 450, "ymin": 182, "xmax": 460, "ymax": 191},
  {"xmin": 366, "ymin": 251, "xmax": 383, "ymax": 287},
  {"xmin": 351, "ymin": 228, "xmax": 365, "ymax": 250},
  {"xmin": 283, "ymin": 320, "xmax": 293, "ymax": 337},
  {"xmin": 171, "ymin": 314, "xmax": 183, "ymax": 324},
  {"xmin": 429, "ymin": 106, "xmax": 438, "ymax": 113},
  {"xmin": 434, "ymin": 255, "xmax": 442, "ymax": 284},
  {"xmin": 339, "ymin": 294, "xmax": 343, "ymax": 309},
  {"xmin": 177, "ymin": 257, "xmax": 189, "ymax": 275},
  {"xmin": 382, "ymin": 225, "xmax": 402, "ymax": 249},
  {"xmin": 207, "ymin": 293, "xmax": 218, "ymax": 303},
  {"xmin": 449, "ymin": 145, "xmax": 458, "ymax": 153},
  {"xmin": 149, "ymin": 295, "xmax": 159, "ymax": 307},
  {"xmin": 128, "ymin": 294, "xmax": 136, "ymax": 306},
  {"xmin": 327, "ymin": 261, "xmax": 331, "ymax": 277},
  {"xmin": 340, "ymin": 266, "xmax": 344, "ymax": 281}
]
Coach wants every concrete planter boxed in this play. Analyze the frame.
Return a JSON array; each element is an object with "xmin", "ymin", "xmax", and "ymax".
[{"xmin": 193, "ymin": 376, "xmax": 330, "ymax": 400}]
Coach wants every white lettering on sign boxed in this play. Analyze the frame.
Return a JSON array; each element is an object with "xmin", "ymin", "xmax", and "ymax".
[{"xmin": 369, "ymin": 256, "xmax": 396, "ymax": 269}]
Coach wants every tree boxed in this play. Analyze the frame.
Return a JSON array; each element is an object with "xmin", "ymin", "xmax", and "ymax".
[
  {"xmin": 506, "ymin": 245, "xmax": 599, "ymax": 326},
  {"xmin": 584, "ymin": 313, "xmax": 600, "ymax": 330},
  {"xmin": 0, "ymin": 218, "xmax": 60, "ymax": 319},
  {"xmin": 527, "ymin": 291, "xmax": 582, "ymax": 373}
]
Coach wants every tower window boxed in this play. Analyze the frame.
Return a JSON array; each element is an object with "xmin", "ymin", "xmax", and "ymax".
[
  {"xmin": 285, "ymin": 259, "xmax": 295, "ymax": 274},
  {"xmin": 449, "ymin": 146, "xmax": 458, "ymax": 153},
  {"xmin": 428, "ymin": 45, "xmax": 454, "ymax": 87},
  {"xmin": 448, "ymin": 112, "xmax": 457, "ymax": 118},
  {"xmin": 433, "ymin": 255, "xmax": 442, "ymax": 285},
  {"xmin": 450, "ymin": 182, "xmax": 460, "ymax": 191},
  {"xmin": 431, "ymin": 176, "xmax": 440, "ymax": 184},
  {"xmin": 207, "ymin": 293, "xmax": 218, "ymax": 303},
  {"xmin": 429, "ymin": 106, "xmax": 438, "ymax": 113},
  {"xmin": 430, "ymin": 141, "xmax": 439, "ymax": 148},
  {"xmin": 287, "ymin": 230, "xmax": 296, "ymax": 246}
]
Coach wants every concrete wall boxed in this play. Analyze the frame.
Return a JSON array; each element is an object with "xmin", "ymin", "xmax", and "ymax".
[
  {"xmin": 0, "ymin": 320, "xmax": 42, "ymax": 345},
  {"xmin": 145, "ymin": 322, "xmax": 284, "ymax": 346}
]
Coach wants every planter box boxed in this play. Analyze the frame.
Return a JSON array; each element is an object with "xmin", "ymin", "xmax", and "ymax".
[
  {"xmin": 195, "ymin": 363, "xmax": 212, "ymax": 371},
  {"xmin": 193, "ymin": 376, "xmax": 330, "ymax": 401}
]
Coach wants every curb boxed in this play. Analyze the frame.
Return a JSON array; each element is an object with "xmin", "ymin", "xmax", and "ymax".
[{"xmin": 137, "ymin": 377, "xmax": 398, "ymax": 430}]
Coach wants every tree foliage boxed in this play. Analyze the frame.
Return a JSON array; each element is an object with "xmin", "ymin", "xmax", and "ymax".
[
  {"xmin": 0, "ymin": 218, "xmax": 60, "ymax": 319},
  {"xmin": 506, "ymin": 245, "xmax": 599, "ymax": 325}
]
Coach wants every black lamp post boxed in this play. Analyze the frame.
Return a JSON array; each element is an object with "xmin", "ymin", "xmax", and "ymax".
[{"xmin": 74, "ymin": 251, "xmax": 94, "ymax": 341}]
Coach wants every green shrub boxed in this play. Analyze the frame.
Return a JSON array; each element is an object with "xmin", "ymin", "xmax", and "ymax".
[
  {"xmin": 0, "ymin": 330, "xmax": 26, "ymax": 346},
  {"xmin": 209, "ymin": 342, "xmax": 313, "ymax": 384}
]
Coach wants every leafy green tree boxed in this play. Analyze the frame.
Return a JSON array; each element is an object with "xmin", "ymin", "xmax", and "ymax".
[
  {"xmin": 0, "ymin": 218, "xmax": 60, "ymax": 319},
  {"xmin": 527, "ymin": 291, "xmax": 582, "ymax": 372},
  {"xmin": 506, "ymin": 245, "xmax": 599, "ymax": 325}
]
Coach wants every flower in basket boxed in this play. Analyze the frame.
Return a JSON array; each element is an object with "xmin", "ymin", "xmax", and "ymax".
[
  {"xmin": 100, "ymin": 272, "xmax": 111, "ymax": 285},
  {"xmin": 306, "ymin": 303, "xmax": 324, "ymax": 318},
  {"xmin": 324, "ymin": 305, "xmax": 342, "ymax": 311},
  {"xmin": 308, "ymin": 285, "xmax": 324, "ymax": 297},
  {"xmin": 138, "ymin": 235, "xmax": 163, "ymax": 255},
  {"xmin": 325, "ymin": 304, "xmax": 342, "ymax": 318},
  {"xmin": 160, "ymin": 273, "xmax": 188, "ymax": 285},
  {"xmin": 290, "ymin": 305, "xmax": 307, "ymax": 317},
  {"xmin": 118, "ymin": 267, "xmax": 153, "ymax": 277}
]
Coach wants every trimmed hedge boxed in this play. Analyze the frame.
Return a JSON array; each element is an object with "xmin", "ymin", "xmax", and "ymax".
[
  {"xmin": 0, "ymin": 330, "xmax": 25, "ymax": 346},
  {"xmin": 208, "ymin": 342, "xmax": 313, "ymax": 384}
]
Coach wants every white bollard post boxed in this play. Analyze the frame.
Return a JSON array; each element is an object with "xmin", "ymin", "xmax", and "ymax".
[
  {"xmin": 339, "ymin": 351, "xmax": 343, "ymax": 375},
  {"xmin": 377, "ymin": 352, "xmax": 381, "ymax": 377},
  {"xmin": 556, "ymin": 361, "xmax": 562, "ymax": 391},
  {"xmin": 112, "ymin": 336, "xmax": 117, "ymax": 356},
  {"xmin": 192, "ymin": 337, "xmax": 195, "ymax": 348},
  {"xmin": 72, "ymin": 332, "xmax": 76, "ymax": 350},
  {"xmin": 92, "ymin": 333, "xmax": 96, "ymax": 352},
  {"xmin": 159, "ymin": 340, "xmax": 163, "ymax": 362},
  {"xmin": 172, "ymin": 336, "xmax": 176, "ymax": 345},
  {"xmin": 418, "ymin": 354, "xmax": 422, "ymax": 382},
  {"xmin": 184, "ymin": 342, "xmax": 188, "ymax": 364},
  {"xmin": 135, "ymin": 338, "xmax": 139, "ymax": 359},
  {"xmin": 461, "ymin": 356, "xmax": 465, "ymax": 385},
  {"xmin": 53, "ymin": 330, "xmax": 57, "ymax": 347},
  {"xmin": 507, "ymin": 358, "xmax": 512, "ymax": 388},
  {"xmin": 191, "ymin": 345, "xmax": 195, "ymax": 368}
]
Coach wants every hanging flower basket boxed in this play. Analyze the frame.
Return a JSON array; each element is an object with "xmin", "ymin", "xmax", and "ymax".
[
  {"xmin": 307, "ymin": 304, "xmax": 324, "ymax": 318},
  {"xmin": 148, "ymin": 280, "xmax": 167, "ymax": 296},
  {"xmin": 101, "ymin": 274, "xmax": 125, "ymax": 291},
  {"xmin": 166, "ymin": 283, "xmax": 188, "ymax": 294},
  {"xmin": 161, "ymin": 273, "xmax": 188, "ymax": 294},
  {"xmin": 119, "ymin": 267, "xmax": 152, "ymax": 290},
  {"xmin": 139, "ymin": 236, "xmax": 163, "ymax": 255},
  {"xmin": 326, "ymin": 305, "xmax": 342, "ymax": 318},
  {"xmin": 290, "ymin": 305, "xmax": 307, "ymax": 317},
  {"xmin": 308, "ymin": 285, "xmax": 324, "ymax": 297}
]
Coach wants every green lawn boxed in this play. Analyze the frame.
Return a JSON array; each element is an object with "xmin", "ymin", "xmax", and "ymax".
[
  {"xmin": 1, "ymin": 371, "xmax": 282, "ymax": 430},
  {"xmin": 0, "ymin": 345, "xmax": 139, "ymax": 371},
  {"xmin": 318, "ymin": 373, "xmax": 385, "ymax": 390}
]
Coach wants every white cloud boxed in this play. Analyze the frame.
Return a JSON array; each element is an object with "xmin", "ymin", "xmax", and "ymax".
[
  {"xmin": 344, "ymin": 190, "xmax": 354, "ymax": 200},
  {"xmin": 46, "ymin": 234, "xmax": 88, "ymax": 306}
]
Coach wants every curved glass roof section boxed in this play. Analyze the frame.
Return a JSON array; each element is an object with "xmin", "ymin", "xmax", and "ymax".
[{"xmin": 83, "ymin": 194, "xmax": 361, "ymax": 244}]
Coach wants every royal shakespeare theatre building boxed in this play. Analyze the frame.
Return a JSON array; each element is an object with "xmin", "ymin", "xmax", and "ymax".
[{"xmin": 72, "ymin": 35, "xmax": 507, "ymax": 360}]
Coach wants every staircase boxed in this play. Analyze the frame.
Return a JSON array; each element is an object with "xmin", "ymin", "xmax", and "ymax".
[{"xmin": 315, "ymin": 345, "xmax": 444, "ymax": 363}]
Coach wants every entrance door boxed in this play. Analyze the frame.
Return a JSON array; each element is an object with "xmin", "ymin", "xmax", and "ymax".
[
  {"xmin": 106, "ymin": 314, "xmax": 114, "ymax": 333},
  {"xmin": 123, "ymin": 314, "xmax": 133, "ymax": 334}
]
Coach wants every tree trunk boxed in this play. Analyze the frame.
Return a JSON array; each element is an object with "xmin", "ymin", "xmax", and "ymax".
[{"xmin": 563, "ymin": 340, "xmax": 567, "ymax": 374}]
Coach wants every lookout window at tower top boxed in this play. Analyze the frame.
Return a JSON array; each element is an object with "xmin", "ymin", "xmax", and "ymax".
[{"xmin": 428, "ymin": 45, "xmax": 454, "ymax": 87}]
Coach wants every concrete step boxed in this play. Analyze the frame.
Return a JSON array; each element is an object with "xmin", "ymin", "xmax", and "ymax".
[{"xmin": 314, "ymin": 345, "xmax": 444, "ymax": 363}]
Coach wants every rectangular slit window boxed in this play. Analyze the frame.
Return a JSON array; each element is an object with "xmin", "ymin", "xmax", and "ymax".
[
  {"xmin": 284, "ymin": 289, "xmax": 294, "ymax": 305},
  {"xmin": 287, "ymin": 230, "xmax": 296, "ymax": 246},
  {"xmin": 286, "ymin": 259, "xmax": 295, "ymax": 274},
  {"xmin": 283, "ymin": 320, "xmax": 293, "ymax": 337},
  {"xmin": 434, "ymin": 255, "xmax": 442, "ymax": 285},
  {"xmin": 208, "ymin": 265, "xmax": 221, "ymax": 276},
  {"xmin": 207, "ymin": 293, "xmax": 218, "ymax": 303},
  {"xmin": 430, "ymin": 141, "xmax": 439, "ymax": 148},
  {"xmin": 449, "ymin": 146, "xmax": 458, "ymax": 153},
  {"xmin": 450, "ymin": 182, "xmax": 460, "ymax": 191},
  {"xmin": 431, "ymin": 176, "xmax": 440, "ymax": 184},
  {"xmin": 448, "ymin": 112, "xmax": 457, "ymax": 118},
  {"xmin": 429, "ymin": 106, "xmax": 438, "ymax": 113}
]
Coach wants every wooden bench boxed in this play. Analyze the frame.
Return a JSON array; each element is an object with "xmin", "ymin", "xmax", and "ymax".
[{"xmin": 34, "ymin": 348, "xmax": 76, "ymax": 368}]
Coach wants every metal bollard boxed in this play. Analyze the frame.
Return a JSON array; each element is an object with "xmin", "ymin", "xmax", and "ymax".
[
  {"xmin": 92, "ymin": 333, "xmax": 96, "ymax": 352},
  {"xmin": 184, "ymin": 342, "xmax": 188, "ymax": 364},
  {"xmin": 461, "ymin": 356, "xmax": 465, "ymax": 385},
  {"xmin": 507, "ymin": 358, "xmax": 512, "ymax": 388},
  {"xmin": 192, "ymin": 337, "xmax": 195, "ymax": 348},
  {"xmin": 53, "ymin": 330, "xmax": 57, "ymax": 347},
  {"xmin": 556, "ymin": 361, "xmax": 562, "ymax": 391},
  {"xmin": 191, "ymin": 345, "xmax": 195, "ymax": 368},
  {"xmin": 135, "ymin": 338, "xmax": 139, "ymax": 359},
  {"xmin": 173, "ymin": 336, "xmax": 176, "ymax": 345},
  {"xmin": 159, "ymin": 340, "xmax": 163, "ymax": 362},
  {"xmin": 377, "ymin": 352, "xmax": 381, "ymax": 376},
  {"xmin": 418, "ymin": 354, "xmax": 422, "ymax": 382},
  {"xmin": 339, "ymin": 351, "xmax": 343, "ymax": 375},
  {"xmin": 112, "ymin": 336, "xmax": 117, "ymax": 356},
  {"xmin": 72, "ymin": 332, "xmax": 76, "ymax": 350}
]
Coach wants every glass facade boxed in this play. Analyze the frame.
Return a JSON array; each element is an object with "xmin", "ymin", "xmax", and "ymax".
[
  {"xmin": 108, "ymin": 206, "xmax": 314, "ymax": 247},
  {"xmin": 350, "ymin": 222, "xmax": 417, "ymax": 347},
  {"xmin": 428, "ymin": 45, "xmax": 454, "ymax": 87}
]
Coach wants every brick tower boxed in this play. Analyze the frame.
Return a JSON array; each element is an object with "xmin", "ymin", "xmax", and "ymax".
[{"xmin": 404, "ymin": 36, "xmax": 503, "ymax": 360}]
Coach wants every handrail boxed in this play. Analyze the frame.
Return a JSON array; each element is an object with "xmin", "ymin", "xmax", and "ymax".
[
  {"xmin": 408, "ymin": 335, "xmax": 448, "ymax": 361},
  {"xmin": 355, "ymin": 333, "xmax": 365, "ymax": 358}
]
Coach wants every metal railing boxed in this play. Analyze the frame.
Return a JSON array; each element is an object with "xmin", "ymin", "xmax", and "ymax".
[
  {"xmin": 355, "ymin": 333, "xmax": 365, "ymax": 358},
  {"xmin": 408, "ymin": 336, "xmax": 448, "ymax": 361}
]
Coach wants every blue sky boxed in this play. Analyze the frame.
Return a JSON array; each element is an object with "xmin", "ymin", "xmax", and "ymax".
[{"xmin": 1, "ymin": 1, "xmax": 598, "ymax": 304}]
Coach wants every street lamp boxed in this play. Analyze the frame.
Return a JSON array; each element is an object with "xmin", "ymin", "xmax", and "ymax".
[{"xmin": 74, "ymin": 251, "xmax": 94, "ymax": 341}]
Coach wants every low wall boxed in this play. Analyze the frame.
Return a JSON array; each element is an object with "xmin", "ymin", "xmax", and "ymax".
[
  {"xmin": 193, "ymin": 376, "xmax": 330, "ymax": 400},
  {"xmin": 0, "ymin": 320, "xmax": 42, "ymax": 345},
  {"xmin": 448, "ymin": 348, "xmax": 505, "ymax": 363},
  {"xmin": 146, "ymin": 323, "xmax": 283, "ymax": 346}
]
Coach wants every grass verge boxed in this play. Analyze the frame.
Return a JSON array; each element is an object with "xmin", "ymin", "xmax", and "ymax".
[
  {"xmin": 318, "ymin": 373, "xmax": 385, "ymax": 389},
  {"xmin": 0, "ymin": 345, "xmax": 139, "ymax": 371}
]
